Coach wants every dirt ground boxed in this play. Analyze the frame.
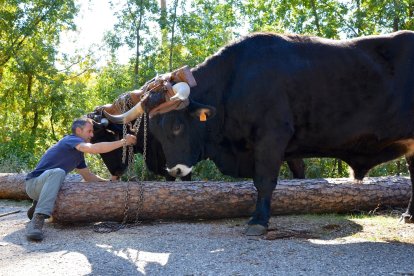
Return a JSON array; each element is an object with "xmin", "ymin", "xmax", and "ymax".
[{"xmin": 1, "ymin": 199, "xmax": 414, "ymax": 275}]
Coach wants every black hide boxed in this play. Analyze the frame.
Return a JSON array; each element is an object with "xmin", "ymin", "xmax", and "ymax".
[{"xmin": 148, "ymin": 31, "xmax": 414, "ymax": 228}]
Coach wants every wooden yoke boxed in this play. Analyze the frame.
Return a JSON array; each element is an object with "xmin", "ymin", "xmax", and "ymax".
[
  {"xmin": 145, "ymin": 66, "xmax": 196, "ymax": 117},
  {"xmin": 169, "ymin": 65, "xmax": 197, "ymax": 87},
  {"xmin": 99, "ymin": 66, "xmax": 196, "ymax": 121}
]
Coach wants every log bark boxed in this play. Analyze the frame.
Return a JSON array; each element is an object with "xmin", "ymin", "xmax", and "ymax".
[
  {"xmin": 0, "ymin": 173, "xmax": 411, "ymax": 223},
  {"xmin": 0, "ymin": 173, "xmax": 82, "ymax": 200}
]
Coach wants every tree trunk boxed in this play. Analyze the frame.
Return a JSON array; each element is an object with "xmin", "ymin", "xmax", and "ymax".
[
  {"xmin": 393, "ymin": 0, "xmax": 400, "ymax": 32},
  {"xmin": 126, "ymin": 0, "xmax": 143, "ymax": 89},
  {"xmin": 309, "ymin": 0, "xmax": 321, "ymax": 35},
  {"xmin": 169, "ymin": 0, "xmax": 179, "ymax": 71},
  {"xmin": 338, "ymin": 159, "xmax": 343, "ymax": 176},
  {"xmin": 160, "ymin": 0, "xmax": 167, "ymax": 44},
  {"xmin": 355, "ymin": 0, "xmax": 362, "ymax": 36},
  {"xmin": 0, "ymin": 174, "xmax": 411, "ymax": 223}
]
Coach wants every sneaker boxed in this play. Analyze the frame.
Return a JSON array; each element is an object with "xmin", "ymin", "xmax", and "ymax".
[
  {"xmin": 26, "ymin": 213, "xmax": 46, "ymax": 241},
  {"xmin": 27, "ymin": 200, "xmax": 37, "ymax": 220}
]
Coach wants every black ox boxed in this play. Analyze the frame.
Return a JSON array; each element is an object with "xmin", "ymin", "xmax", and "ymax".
[{"xmin": 110, "ymin": 31, "xmax": 414, "ymax": 235}]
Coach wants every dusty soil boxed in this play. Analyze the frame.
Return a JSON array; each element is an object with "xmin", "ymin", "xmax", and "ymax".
[{"xmin": 1, "ymin": 199, "xmax": 414, "ymax": 275}]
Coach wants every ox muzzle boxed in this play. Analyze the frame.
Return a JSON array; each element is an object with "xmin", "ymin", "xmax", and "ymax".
[{"xmin": 166, "ymin": 164, "xmax": 193, "ymax": 177}]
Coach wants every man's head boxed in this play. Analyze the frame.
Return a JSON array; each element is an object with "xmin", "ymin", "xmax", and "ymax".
[{"xmin": 72, "ymin": 118, "xmax": 94, "ymax": 142}]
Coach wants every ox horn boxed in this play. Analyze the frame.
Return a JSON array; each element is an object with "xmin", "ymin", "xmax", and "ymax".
[
  {"xmin": 104, "ymin": 82, "xmax": 190, "ymax": 124},
  {"xmin": 104, "ymin": 101, "xmax": 145, "ymax": 124}
]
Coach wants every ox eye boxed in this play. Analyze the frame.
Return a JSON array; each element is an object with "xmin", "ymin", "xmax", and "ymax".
[{"xmin": 172, "ymin": 123, "xmax": 183, "ymax": 135}]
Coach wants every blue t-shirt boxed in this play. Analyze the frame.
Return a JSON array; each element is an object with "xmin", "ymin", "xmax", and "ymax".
[{"xmin": 26, "ymin": 135, "xmax": 87, "ymax": 180}]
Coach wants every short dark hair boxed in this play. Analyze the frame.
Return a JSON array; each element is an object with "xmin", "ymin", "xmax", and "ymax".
[{"xmin": 71, "ymin": 117, "xmax": 93, "ymax": 134}]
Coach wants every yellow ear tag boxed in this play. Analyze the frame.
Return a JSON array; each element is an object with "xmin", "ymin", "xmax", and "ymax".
[{"xmin": 199, "ymin": 111, "xmax": 207, "ymax": 122}]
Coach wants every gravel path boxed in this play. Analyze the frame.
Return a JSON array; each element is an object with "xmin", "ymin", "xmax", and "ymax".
[{"xmin": 1, "ymin": 200, "xmax": 414, "ymax": 275}]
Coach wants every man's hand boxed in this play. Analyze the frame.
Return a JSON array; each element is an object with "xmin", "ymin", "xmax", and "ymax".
[{"xmin": 123, "ymin": 134, "xmax": 137, "ymax": 146}]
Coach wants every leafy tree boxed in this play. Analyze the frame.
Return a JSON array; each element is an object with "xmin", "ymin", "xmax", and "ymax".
[
  {"xmin": 105, "ymin": 0, "xmax": 159, "ymax": 88},
  {"xmin": 0, "ymin": 0, "xmax": 78, "ymax": 166},
  {"xmin": 0, "ymin": 0, "xmax": 77, "ymax": 76},
  {"xmin": 345, "ymin": 0, "xmax": 414, "ymax": 35},
  {"xmin": 177, "ymin": 0, "xmax": 242, "ymax": 66},
  {"xmin": 240, "ymin": 0, "xmax": 345, "ymax": 38}
]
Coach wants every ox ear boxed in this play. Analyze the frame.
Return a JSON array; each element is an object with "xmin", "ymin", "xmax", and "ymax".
[{"xmin": 188, "ymin": 101, "xmax": 216, "ymax": 122}]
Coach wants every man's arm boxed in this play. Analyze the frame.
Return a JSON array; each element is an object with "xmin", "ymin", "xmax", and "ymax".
[
  {"xmin": 76, "ymin": 168, "xmax": 108, "ymax": 182},
  {"xmin": 75, "ymin": 134, "xmax": 136, "ymax": 154}
]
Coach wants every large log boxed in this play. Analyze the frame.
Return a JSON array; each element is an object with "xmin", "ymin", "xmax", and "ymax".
[{"xmin": 0, "ymin": 173, "xmax": 411, "ymax": 222}]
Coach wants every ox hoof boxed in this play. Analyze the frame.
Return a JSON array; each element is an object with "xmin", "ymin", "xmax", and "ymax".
[
  {"xmin": 400, "ymin": 213, "xmax": 414, "ymax": 223},
  {"xmin": 353, "ymin": 179, "xmax": 363, "ymax": 185},
  {"xmin": 245, "ymin": 224, "xmax": 267, "ymax": 236}
]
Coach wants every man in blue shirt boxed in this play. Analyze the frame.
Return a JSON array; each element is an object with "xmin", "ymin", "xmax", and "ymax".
[{"xmin": 25, "ymin": 117, "xmax": 136, "ymax": 241}]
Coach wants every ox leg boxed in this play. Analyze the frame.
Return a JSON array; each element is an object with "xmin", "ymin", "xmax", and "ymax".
[
  {"xmin": 402, "ymin": 155, "xmax": 414, "ymax": 223},
  {"xmin": 246, "ymin": 132, "xmax": 290, "ymax": 236},
  {"xmin": 347, "ymin": 163, "xmax": 370, "ymax": 182},
  {"xmin": 286, "ymin": 159, "xmax": 305, "ymax": 179},
  {"xmin": 247, "ymin": 175, "xmax": 279, "ymax": 236}
]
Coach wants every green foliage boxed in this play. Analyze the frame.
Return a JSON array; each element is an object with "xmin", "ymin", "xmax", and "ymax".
[
  {"xmin": 84, "ymin": 154, "xmax": 112, "ymax": 180},
  {"xmin": 0, "ymin": 0, "xmax": 77, "ymax": 68},
  {"xmin": 176, "ymin": 0, "xmax": 242, "ymax": 66},
  {"xmin": 192, "ymin": 160, "xmax": 239, "ymax": 181},
  {"xmin": 93, "ymin": 61, "xmax": 135, "ymax": 103},
  {"xmin": 1, "ymin": 0, "xmax": 414, "ymax": 182},
  {"xmin": 0, "ymin": 0, "xmax": 80, "ymax": 165},
  {"xmin": 367, "ymin": 158, "xmax": 409, "ymax": 177},
  {"xmin": 240, "ymin": 0, "xmax": 345, "ymax": 38}
]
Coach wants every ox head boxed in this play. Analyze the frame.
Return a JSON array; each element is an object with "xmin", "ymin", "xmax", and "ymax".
[
  {"xmin": 104, "ymin": 94, "xmax": 215, "ymax": 178},
  {"xmin": 87, "ymin": 108, "xmax": 133, "ymax": 177},
  {"xmin": 148, "ymin": 98, "xmax": 216, "ymax": 178},
  {"xmin": 87, "ymin": 105, "xmax": 175, "ymax": 179},
  {"xmin": 103, "ymin": 72, "xmax": 204, "ymax": 178}
]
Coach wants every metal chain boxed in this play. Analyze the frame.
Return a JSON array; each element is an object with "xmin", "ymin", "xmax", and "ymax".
[
  {"xmin": 120, "ymin": 94, "xmax": 132, "ymax": 166},
  {"xmin": 133, "ymin": 113, "xmax": 147, "ymax": 224},
  {"xmin": 94, "ymin": 92, "xmax": 148, "ymax": 233},
  {"xmin": 94, "ymin": 75, "xmax": 179, "ymax": 233}
]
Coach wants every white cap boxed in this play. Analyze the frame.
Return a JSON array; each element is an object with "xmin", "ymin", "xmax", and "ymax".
[{"xmin": 170, "ymin": 82, "xmax": 190, "ymax": 101}]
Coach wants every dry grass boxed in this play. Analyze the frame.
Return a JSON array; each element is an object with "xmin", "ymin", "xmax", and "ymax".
[
  {"xmin": 263, "ymin": 209, "xmax": 414, "ymax": 244},
  {"xmin": 347, "ymin": 209, "xmax": 414, "ymax": 243}
]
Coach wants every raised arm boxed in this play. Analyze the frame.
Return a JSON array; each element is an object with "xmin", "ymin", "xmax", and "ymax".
[{"xmin": 75, "ymin": 134, "xmax": 136, "ymax": 154}]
